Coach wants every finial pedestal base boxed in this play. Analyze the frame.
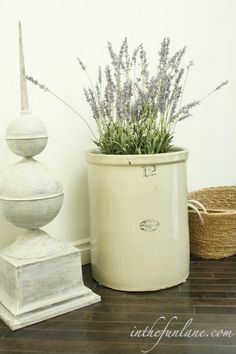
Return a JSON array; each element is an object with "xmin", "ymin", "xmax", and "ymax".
[{"xmin": 0, "ymin": 241, "xmax": 100, "ymax": 330}]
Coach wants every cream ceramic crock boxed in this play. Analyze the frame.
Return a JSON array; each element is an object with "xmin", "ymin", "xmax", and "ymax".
[{"xmin": 86, "ymin": 147, "xmax": 190, "ymax": 291}]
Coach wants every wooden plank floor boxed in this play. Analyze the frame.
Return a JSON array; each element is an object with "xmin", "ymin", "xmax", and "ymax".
[{"xmin": 0, "ymin": 256, "xmax": 236, "ymax": 354}]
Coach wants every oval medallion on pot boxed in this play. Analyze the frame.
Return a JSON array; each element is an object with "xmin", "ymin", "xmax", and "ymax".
[{"xmin": 140, "ymin": 219, "xmax": 160, "ymax": 232}]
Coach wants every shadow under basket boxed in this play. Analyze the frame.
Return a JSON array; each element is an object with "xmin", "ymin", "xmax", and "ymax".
[{"xmin": 188, "ymin": 186, "xmax": 236, "ymax": 259}]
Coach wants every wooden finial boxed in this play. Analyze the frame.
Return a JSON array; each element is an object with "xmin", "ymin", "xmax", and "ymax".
[{"xmin": 19, "ymin": 21, "xmax": 29, "ymax": 113}]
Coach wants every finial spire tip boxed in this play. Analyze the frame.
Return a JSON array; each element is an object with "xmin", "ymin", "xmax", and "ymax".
[{"xmin": 19, "ymin": 21, "xmax": 29, "ymax": 113}]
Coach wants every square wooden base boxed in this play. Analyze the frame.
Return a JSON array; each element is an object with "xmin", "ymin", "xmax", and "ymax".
[{"xmin": 0, "ymin": 245, "xmax": 100, "ymax": 330}]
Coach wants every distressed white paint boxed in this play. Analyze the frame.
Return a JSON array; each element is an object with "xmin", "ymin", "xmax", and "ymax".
[
  {"xmin": 0, "ymin": 243, "xmax": 100, "ymax": 331},
  {"xmin": 0, "ymin": 23, "xmax": 100, "ymax": 330},
  {"xmin": 6, "ymin": 113, "xmax": 48, "ymax": 157},
  {"xmin": 0, "ymin": 158, "xmax": 64, "ymax": 229},
  {"xmin": 2, "ymin": 230, "xmax": 66, "ymax": 259}
]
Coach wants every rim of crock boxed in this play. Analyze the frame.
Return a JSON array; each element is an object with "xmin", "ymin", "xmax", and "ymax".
[{"xmin": 86, "ymin": 146, "xmax": 188, "ymax": 166}]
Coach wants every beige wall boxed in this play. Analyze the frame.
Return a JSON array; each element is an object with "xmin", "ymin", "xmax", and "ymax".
[{"xmin": 0, "ymin": 0, "xmax": 235, "ymax": 250}]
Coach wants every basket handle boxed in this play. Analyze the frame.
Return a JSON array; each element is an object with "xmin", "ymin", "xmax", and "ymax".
[{"xmin": 188, "ymin": 199, "xmax": 206, "ymax": 225}]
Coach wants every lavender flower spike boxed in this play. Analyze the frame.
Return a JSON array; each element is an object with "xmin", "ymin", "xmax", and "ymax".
[
  {"xmin": 215, "ymin": 80, "xmax": 228, "ymax": 91},
  {"xmin": 26, "ymin": 76, "xmax": 49, "ymax": 91},
  {"xmin": 77, "ymin": 58, "xmax": 86, "ymax": 71}
]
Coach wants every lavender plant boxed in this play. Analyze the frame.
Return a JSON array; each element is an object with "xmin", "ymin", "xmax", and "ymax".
[
  {"xmin": 27, "ymin": 37, "xmax": 228, "ymax": 155},
  {"xmin": 77, "ymin": 37, "xmax": 227, "ymax": 154}
]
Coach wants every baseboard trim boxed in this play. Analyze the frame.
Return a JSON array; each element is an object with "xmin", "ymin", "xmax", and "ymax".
[{"xmin": 71, "ymin": 238, "xmax": 91, "ymax": 265}]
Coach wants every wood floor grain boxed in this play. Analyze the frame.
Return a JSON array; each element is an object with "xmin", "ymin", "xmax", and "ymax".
[{"xmin": 0, "ymin": 255, "xmax": 236, "ymax": 353}]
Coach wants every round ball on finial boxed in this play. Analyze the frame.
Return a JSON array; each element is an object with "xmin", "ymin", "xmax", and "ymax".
[
  {"xmin": 6, "ymin": 113, "xmax": 48, "ymax": 157},
  {"xmin": 0, "ymin": 158, "xmax": 64, "ymax": 229}
]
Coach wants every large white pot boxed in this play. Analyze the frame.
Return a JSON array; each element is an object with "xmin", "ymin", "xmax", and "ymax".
[{"xmin": 86, "ymin": 147, "xmax": 190, "ymax": 291}]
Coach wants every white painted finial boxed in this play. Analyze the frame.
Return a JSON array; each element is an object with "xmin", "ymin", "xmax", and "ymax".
[{"xmin": 19, "ymin": 21, "xmax": 29, "ymax": 113}]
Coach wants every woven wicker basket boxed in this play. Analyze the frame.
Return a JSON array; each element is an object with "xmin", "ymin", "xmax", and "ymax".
[{"xmin": 188, "ymin": 186, "xmax": 236, "ymax": 259}]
